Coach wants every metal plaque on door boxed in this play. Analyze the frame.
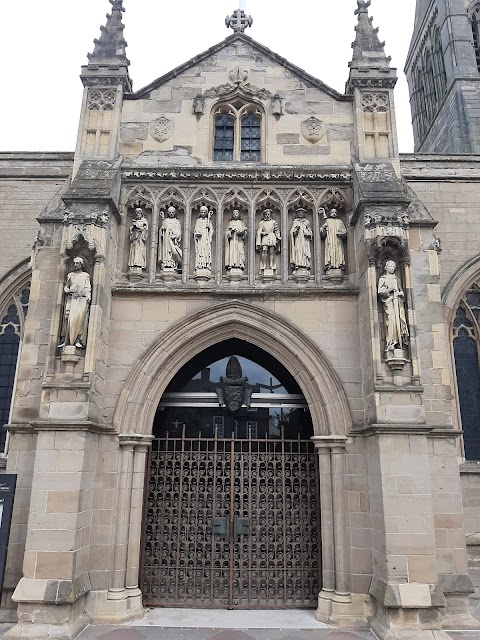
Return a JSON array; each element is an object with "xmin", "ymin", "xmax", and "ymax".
[{"xmin": 141, "ymin": 431, "xmax": 321, "ymax": 608}]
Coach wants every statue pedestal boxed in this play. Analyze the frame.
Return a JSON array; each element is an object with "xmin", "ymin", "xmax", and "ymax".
[
  {"xmin": 159, "ymin": 267, "xmax": 179, "ymax": 283},
  {"xmin": 127, "ymin": 267, "xmax": 144, "ymax": 283},
  {"xmin": 293, "ymin": 268, "xmax": 311, "ymax": 283},
  {"xmin": 227, "ymin": 268, "xmax": 244, "ymax": 283},
  {"xmin": 194, "ymin": 269, "xmax": 212, "ymax": 283},
  {"xmin": 261, "ymin": 268, "xmax": 276, "ymax": 283},
  {"xmin": 325, "ymin": 268, "xmax": 344, "ymax": 284},
  {"xmin": 385, "ymin": 348, "xmax": 409, "ymax": 371}
]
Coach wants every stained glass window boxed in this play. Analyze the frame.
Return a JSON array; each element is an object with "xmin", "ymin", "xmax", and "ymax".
[
  {"xmin": 0, "ymin": 288, "xmax": 29, "ymax": 453},
  {"xmin": 453, "ymin": 287, "xmax": 480, "ymax": 459}
]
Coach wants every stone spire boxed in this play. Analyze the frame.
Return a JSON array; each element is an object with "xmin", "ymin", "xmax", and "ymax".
[
  {"xmin": 81, "ymin": 0, "xmax": 132, "ymax": 92},
  {"xmin": 345, "ymin": 0, "xmax": 397, "ymax": 95}
]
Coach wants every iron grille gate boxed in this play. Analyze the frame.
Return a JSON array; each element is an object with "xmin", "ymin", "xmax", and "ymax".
[{"xmin": 141, "ymin": 430, "xmax": 321, "ymax": 609}]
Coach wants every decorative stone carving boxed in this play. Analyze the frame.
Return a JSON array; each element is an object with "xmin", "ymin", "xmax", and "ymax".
[
  {"xmin": 59, "ymin": 257, "xmax": 91, "ymax": 352},
  {"xmin": 216, "ymin": 356, "xmax": 252, "ymax": 413},
  {"xmin": 361, "ymin": 92, "xmax": 389, "ymax": 112},
  {"xmin": 193, "ymin": 94, "xmax": 205, "ymax": 116},
  {"xmin": 290, "ymin": 208, "xmax": 313, "ymax": 278},
  {"xmin": 301, "ymin": 117, "xmax": 327, "ymax": 144},
  {"xmin": 123, "ymin": 168, "xmax": 351, "ymax": 182},
  {"xmin": 87, "ymin": 89, "xmax": 116, "ymax": 110},
  {"xmin": 229, "ymin": 67, "xmax": 249, "ymax": 84},
  {"xmin": 159, "ymin": 206, "xmax": 182, "ymax": 274},
  {"xmin": 320, "ymin": 208, "xmax": 347, "ymax": 282},
  {"xmin": 271, "ymin": 94, "xmax": 283, "ymax": 117},
  {"xmin": 378, "ymin": 260, "xmax": 409, "ymax": 361},
  {"xmin": 150, "ymin": 116, "xmax": 173, "ymax": 143},
  {"xmin": 204, "ymin": 82, "xmax": 273, "ymax": 100},
  {"xmin": 225, "ymin": 209, "xmax": 247, "ymax": 278},
  {"xmin": 256, "ymin": 209, "xmax": 281, "ymax": 278},
  {"xmin": 128, "ymin": 207, "xmax": 148, "ymax": 280},
  {"xmin": 225, "ymin": 8, "xmax": 253, "ymax": 33},
  {"xmin": 194, "ymin": 206, "xmax": 214, "ymax": 280}
]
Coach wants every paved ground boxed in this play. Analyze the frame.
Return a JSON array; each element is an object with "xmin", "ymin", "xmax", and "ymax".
[{"xmin": 1, "ymin": 571, "xmax": 480, "ymax": 640}]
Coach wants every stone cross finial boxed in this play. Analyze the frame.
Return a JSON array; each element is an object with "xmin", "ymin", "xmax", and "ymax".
[
  {"xmin": 226, "ymin": 8, "xmax": 253, "ymax": 33},
  {"xmin": 355, "ymin": 0, "xmax": 371, "ymax": 13}
]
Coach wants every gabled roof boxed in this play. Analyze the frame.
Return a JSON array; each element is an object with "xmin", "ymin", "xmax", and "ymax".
[{"xmin": 126, "ymin": 33, "xmax": 351, "ymax": 102}]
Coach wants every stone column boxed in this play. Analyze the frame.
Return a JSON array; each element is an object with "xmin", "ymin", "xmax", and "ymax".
[
  {"xmin": 102, "ymin": 435, "xmax": 151, "ymax": 623},
  {"xmin": 312, "ymin": 436, "xmax": 355, "ymax": 625},
  {"xmin": 125, "ymin": 441, "xmax": 151, "ymax": 613},
  {"xmin": 5, "ymin": 425, "xmax": 107, "ymax": 640}
]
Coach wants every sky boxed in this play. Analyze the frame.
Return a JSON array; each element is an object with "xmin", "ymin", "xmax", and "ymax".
[{"xmin": 0, "ymin": 0, "xmax": 416, "ymax": 153}]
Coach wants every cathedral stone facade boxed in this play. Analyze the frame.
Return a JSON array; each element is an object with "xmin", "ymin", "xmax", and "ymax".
[{"xmin": 0, "ymin": 1, "xmax": 479, "ymax": 638}]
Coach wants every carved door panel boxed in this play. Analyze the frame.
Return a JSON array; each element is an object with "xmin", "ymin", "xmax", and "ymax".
[{"xmin": 141, "ymin": 432, "xmax": 321, "ymax": 609}]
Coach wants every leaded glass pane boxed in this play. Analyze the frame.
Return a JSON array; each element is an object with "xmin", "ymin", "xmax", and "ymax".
[
  {"xmin": 214, "ymin": 114, "xmax": 234, "ymax": 162},
  {"xmin": 454, "ymin": 327, "xmax": 480, "ymax": 460},
  {"xmin": 0, "ymin": 326, "xmax": 20, "ymax": 451},
  {"xmin": 240, "ymin": 114, "xmax": 261, "ymax": 162}
]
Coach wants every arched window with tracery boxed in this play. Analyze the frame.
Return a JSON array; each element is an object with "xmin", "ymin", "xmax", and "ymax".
[
  {"xmin": 213, "ymin": 102, "xmax": 263, "ymax": 162},
  {"xmin": 413, "ymin": 67, "xmax": 427, "ymax": 141},
  {"xmin": 432, "ymin": 28, "xmax": 447, "ymax": 99},
  {"xmin": 471, "ymin": 4, "xmax": 480, "ymax": 71},
  {"xmin": 453, "ymin": 285, "xmax": 480, "ymax": 460},
  {"xmin": 0, "ymin": 287, "xmax": 29, "ymax": 453}
]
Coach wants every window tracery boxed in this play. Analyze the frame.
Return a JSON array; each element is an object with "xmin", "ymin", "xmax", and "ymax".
[
  {"xmin": 411, "ymin": 24, "xmax": 447, "ymax": 143},
  {"xmin": 213, "ymin": 103, "xmax": 263, "ymax": 162},
  {"xmin": 471, "ymin": 4, "xmax": 480, "ymax": 71},
  {"xmin": 453, "ymin": 284, "xmax": 480, "ymax": 460},
  {"xmin": 0, "ymin": 287, "xmax": 29, "ymax": 453}
]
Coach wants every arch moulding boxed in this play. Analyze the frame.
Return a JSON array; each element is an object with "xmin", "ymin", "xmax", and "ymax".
[
  {"xmin": 113, "ymin": 300, "xmax": 353, "ymax": 438},
  {"xmin": 443, "ymin": 255, "xmax": 480, "ymax": 326}
]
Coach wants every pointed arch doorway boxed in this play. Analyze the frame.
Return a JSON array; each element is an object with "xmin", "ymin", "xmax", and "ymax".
[{"xmin": 140, "ymin": 339, "xmax": 321, "ymax": 609}]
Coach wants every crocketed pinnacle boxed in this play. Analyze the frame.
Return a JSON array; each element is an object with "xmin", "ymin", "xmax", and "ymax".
[
  {"xmin": 81, "ymin": 0, "xmax": 132, "ymax": 91},
  {"xmin": 346, "ymin": 0, "xmax": 397, "ymax": 95}
]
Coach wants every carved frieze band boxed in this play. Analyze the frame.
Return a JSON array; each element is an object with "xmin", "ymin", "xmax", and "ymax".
[{"xmin": 123, "ymin": 169, "xmax": 351, "ymax": 182}]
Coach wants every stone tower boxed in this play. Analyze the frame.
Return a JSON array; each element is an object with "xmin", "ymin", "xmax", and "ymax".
[{"xmin": 405, "ymin": 0, "xmax": 480, "ymax": 153}]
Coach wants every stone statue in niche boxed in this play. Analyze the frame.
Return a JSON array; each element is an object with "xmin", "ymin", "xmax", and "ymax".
[
  {"xmin": 159, "ymin": 206, "xmax": 182, "ymax": 274},
  {"xmin": 194, "ymin": 205, "xmax": 214, "ymax": 279},
  {"xmin": 290, "ymin": 208, "xmax": 312, "ymax": 276},
  {"xmin": 225, "ymin": 209, "xmax": 247, "ymax": 277},
  {"xmin": 378, "ymin": 260, "xmax": 409, "ymax": 354},
  {"xmin": 128, "ymin": 208, "xmax": 149, "ymax": 275},
  {"xmin": 320, "ymin": 207, "xmax": 347, "ymax": 282},
  {"xmin": 256, "ymin": 209, "xmax": 281, "ymax": 277},
  {"xmin": 59, "ymin": 257, "xmax": 91, "ymax": 350}
]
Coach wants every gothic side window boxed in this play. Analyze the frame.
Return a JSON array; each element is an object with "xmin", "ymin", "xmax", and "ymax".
[
  {"xmin": 0, "ymin": 287, "xmax": 29, "ymax": 453},
  {"xmin": 471, "ymin": 4, "xmax": 480, "ymax": 71},
  {"xmin": 240, "ymin": 112, "xmax": 261, "ymax": 162},
  {"xmin": 453, "ymin": 286, "xmax": 480, "ymax": 460},
  {"xmin": 214, "ymin": 113, "xmax": 235, "ymax": 161},
  {"xmin": 213, "ymin": 104, "xmax": 263, "ymax": 162}
]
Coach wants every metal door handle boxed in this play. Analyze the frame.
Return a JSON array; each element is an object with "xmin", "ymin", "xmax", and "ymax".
[
  {"xmin": 234, "ymin": 516, "xmax": 249, "ymax": 537},
  {"xmin": 213, "ymin": 517, "xmax": 229, "ymax": 536}
]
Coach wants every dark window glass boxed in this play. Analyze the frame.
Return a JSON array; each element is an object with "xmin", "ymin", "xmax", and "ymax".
[
  {"xmin": 240, "ymin": 113, "xmax": 261, "ymax": 162},
  {"xmin": 454, "ymin": 327, "xmax": 480, "ymax": 460},
  {"xmin": 0, "ymin": 289, "xmax": 30, "ymax": 452},
  {"xmin": 0, "ymin": 326, "xmax": 20, "ymax": 451},
  {"xmin": 472, "ymin": 11, "xmax": 480, "ymax": 72},
  {"xmin": 214, "ymin": 113, "xmax": 235, "ymax": 161}
]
